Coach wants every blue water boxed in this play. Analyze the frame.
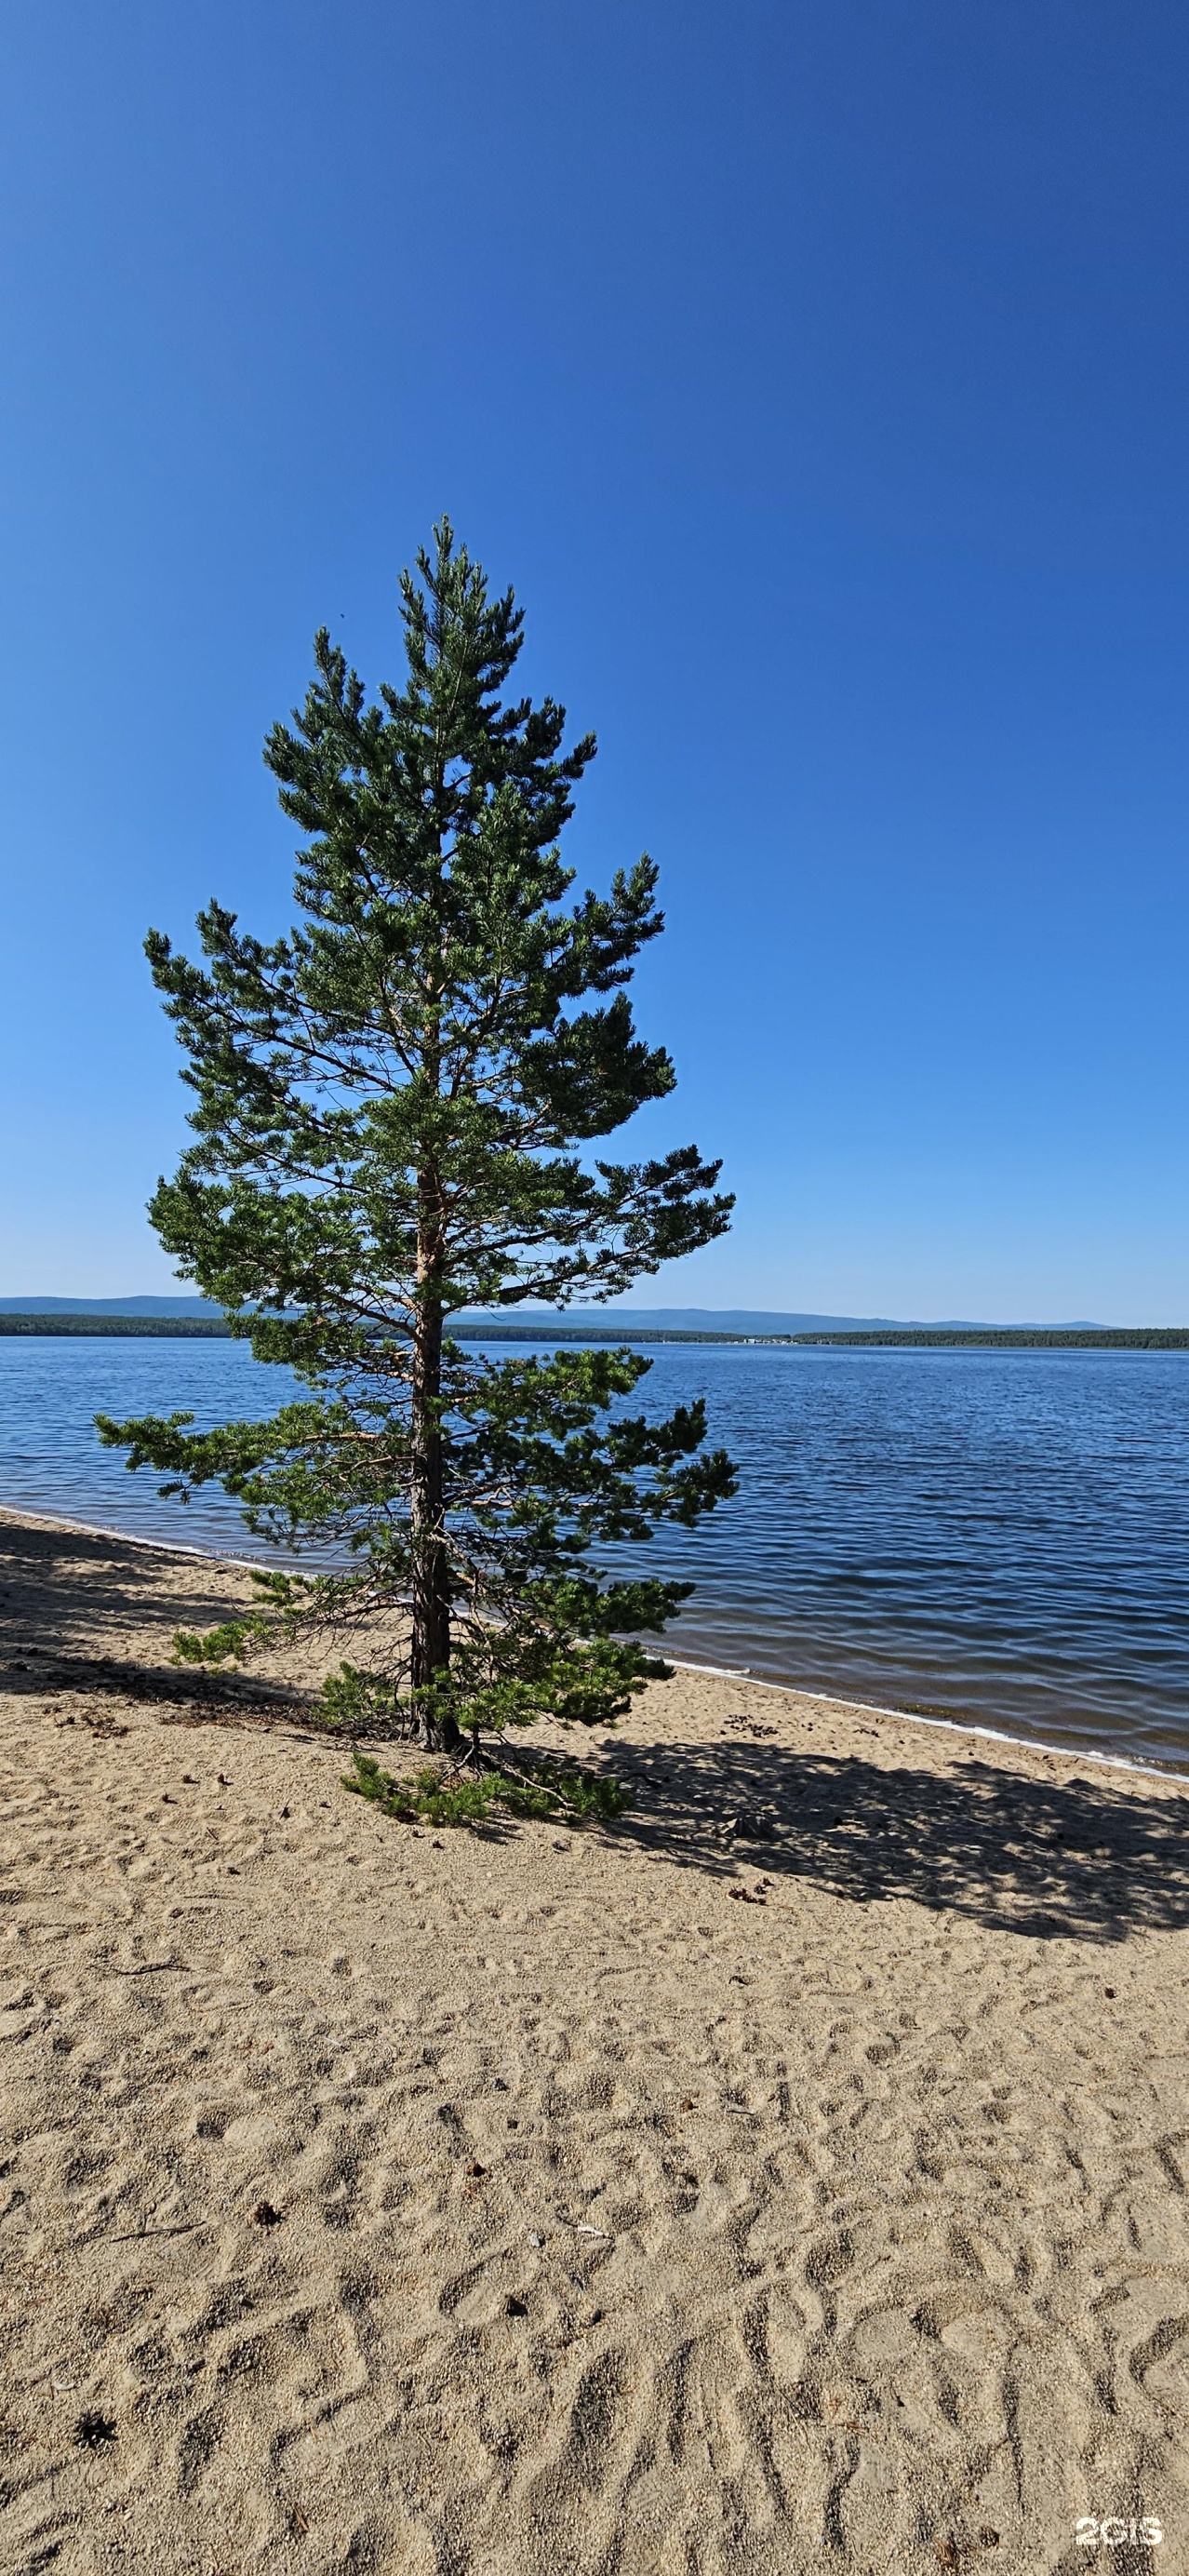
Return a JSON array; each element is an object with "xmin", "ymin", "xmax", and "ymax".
[{"xmin": 1, "ymin": 1335, "xmax": 1187, "ymax": 1768}]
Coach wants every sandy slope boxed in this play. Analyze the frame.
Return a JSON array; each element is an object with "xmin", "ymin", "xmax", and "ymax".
[{"xmin": 1, "ymin": 1506, "xmax": 1187, "ymax": 2576}]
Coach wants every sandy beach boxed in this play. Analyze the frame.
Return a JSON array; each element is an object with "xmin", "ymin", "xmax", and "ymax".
[{"xmin": 1, "ymin": 1505, "xmax": 1187, "ymax": 2575}]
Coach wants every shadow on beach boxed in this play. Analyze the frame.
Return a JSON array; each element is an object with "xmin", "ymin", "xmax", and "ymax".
[
  {"xmin": 0, "ymin": 1509, "xmax": 308, "ymax": 1718},
  {"xmin": 3, "ymin": 1511, "xmax": 1186, "ymax": 1941},
  {"xmin": 608, "ymin": 1729, "xmax": 1189, "ymax": 1946}
]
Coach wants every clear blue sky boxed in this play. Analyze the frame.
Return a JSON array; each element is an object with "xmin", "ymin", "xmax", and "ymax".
[{"xmin": 2, "ymin": 1, "xmax": 1187, "ymax": 1320}]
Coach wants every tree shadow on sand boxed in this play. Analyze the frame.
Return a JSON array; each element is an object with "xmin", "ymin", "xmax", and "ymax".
[
  {"xmin": 4, "ymin": 1518, "xmax": 1185, "ymax": 1934},
  {"xmin": 0, "ymin": 1512, "xmax": 309, "ymax": 1720},
  {"xmin": 609, "ymin": 1727, "xmax": 1189, "ymax": 1945}
]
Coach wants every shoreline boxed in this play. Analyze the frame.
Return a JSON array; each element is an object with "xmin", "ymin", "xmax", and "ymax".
[
  {"xmin": 671, "ymin": 1656, "xmax": 1189, "ymax": 1787},
  {"xmin": 4, "ymin": 1496, "xmax": 1185, "ymax": 1790}
]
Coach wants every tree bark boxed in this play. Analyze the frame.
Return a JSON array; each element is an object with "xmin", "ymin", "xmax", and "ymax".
[{"xmin": 410, "ymin": 1167, "xmax": 458, "ymax": 1748}]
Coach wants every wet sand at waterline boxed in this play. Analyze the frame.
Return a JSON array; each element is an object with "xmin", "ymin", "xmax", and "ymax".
[{"xmin": 1, "ymin": 1507, "xmax": 1187, "ymax": 2574}]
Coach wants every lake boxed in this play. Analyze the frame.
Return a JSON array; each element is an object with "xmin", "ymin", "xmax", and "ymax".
[{"xmin": 1, "ymin": 1335, "xmax": 1186, "ymax": 1770}]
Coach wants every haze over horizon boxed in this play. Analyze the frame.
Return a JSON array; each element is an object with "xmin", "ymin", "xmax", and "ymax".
[{"xmin": 3, "ymin": 5, "xmax": 1188, "ymax": 1322}]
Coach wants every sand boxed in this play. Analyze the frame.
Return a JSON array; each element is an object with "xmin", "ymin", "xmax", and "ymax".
[{"xmin": 1, "ymin": 1505, "xmax": 1187, "ymax": 2576}]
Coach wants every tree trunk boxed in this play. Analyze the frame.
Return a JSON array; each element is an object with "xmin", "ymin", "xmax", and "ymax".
[{"xmin": 410, "ymin": 1171, "xmax": 458, "ymax": 1749}]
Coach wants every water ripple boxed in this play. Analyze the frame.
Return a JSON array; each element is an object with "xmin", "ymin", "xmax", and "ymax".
[{"xmin": 1, "ymin": 1338, "xmax": 1186, "ymax": 1766}]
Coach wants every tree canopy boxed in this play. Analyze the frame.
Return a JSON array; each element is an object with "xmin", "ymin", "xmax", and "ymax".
[{"xmin": 99, "ymin": 523, "xmax": 735, "ymax": 1775}]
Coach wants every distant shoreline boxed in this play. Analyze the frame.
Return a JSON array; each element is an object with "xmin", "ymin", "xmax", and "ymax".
[{"xmin": 2, "ymin": 1313, "xmax": 1188, "ymax": 1350}]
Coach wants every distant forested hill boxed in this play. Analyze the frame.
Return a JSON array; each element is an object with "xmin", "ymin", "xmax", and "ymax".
[
  {"xmin": 0, "ymin": 1295, "xmax": 220, "ymax": 1316},
  {"xmin": 1, "ymin": 1302, "xmax": 1183, "ymax": 1349}
]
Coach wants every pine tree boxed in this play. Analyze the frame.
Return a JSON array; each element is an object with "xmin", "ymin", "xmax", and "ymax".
[{"xmin": 99, "ymin": 524, "xmax": 735, "ymax": 1764}]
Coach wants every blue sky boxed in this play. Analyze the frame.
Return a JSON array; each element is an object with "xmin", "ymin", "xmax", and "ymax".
[{"xmin": 2, "ymin": 1, "xmax": 1187, "ymax": 1320}]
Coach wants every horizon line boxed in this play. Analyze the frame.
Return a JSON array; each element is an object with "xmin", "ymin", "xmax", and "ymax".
[{"xmin": 0, "ymin": 1294, "xmax": 1182, "ymax": 1332}]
